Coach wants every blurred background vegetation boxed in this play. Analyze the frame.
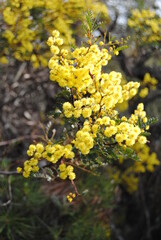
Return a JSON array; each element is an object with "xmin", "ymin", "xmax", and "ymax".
[{"xmin": 0, "ymin": 0, "xmax": 161, "ymax": 239}]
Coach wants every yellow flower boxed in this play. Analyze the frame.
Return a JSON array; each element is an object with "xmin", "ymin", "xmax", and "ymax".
[
  {"xmin": 52, "ymin": 30, "xmax": 60, "ymax": 38},
  {"xmin": 114, "ymin": 50, "xmax": 119, "ymax": 55},
  {"xmin": 99, "ymin": 41, "xmax": 104, "ymax": 46},
  {"xmin": 50, "ymin": 45, "xmax": 60, "ymax": 55},
  {"xmin": 138, "ymin": 136, "xmax": 147, "ymax": 144},
  {"xmin": 36, "ymin": 143, "xmax": 44, "ymax": 153},
  {"xmin": 60, "ymin": 172, "xmax": 67, "ymax": 180},
  {"xmin": 23, "ymin": 171, "xmax": 30, "ymax": 178},
  {"xmin": 69, "ymin": 172, "xmax": 76, "ymax": 180},
  {"xmin": 82, "ymin": 107, "xmax": 92, "ymax": 118},
  {"xmin": 17, "ymin": 167, "xmax": 22, "ymax": 173},
  {"xmin": 139, "ymin": 88, "xmax": 149, "ymax": 98},
  {"xmin": 29, "ymin": 144, "xmax": 36, "ymax": 152}
]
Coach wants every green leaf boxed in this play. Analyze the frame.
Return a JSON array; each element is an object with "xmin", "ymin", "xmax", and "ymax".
[
  {"xmin": 110, "ymin": 35, "xmax": 116, "ymax": 41},
  {"xmin": 83, "ymin": 10, "xmax": 100, "ymax": 34},
  {"xmin": 140, "ymin": 131, "xmax": 151, "ymax": 137},
  {"xmin": 138, "ymin": 117, "xmax": 158, "ymax": 129},
  {"xmin": 115, "ymin": 45, "xmax": 128, "ymax": 51},
  {"xmin": 147, "ymin": 117, "xmax": 158, "ymax": 125}
]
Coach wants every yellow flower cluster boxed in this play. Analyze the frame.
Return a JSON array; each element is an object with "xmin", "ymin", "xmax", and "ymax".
[
  {"xmin": 143, "ymin": 73, "xmax": 158, "ymax": 88},
  {"xmin": 42, "ymin": 143, "xmax": 75, "ymax": 164},
  {"xmin": 49, "ymin": 37, "xmax": 136, "ymax": 98},
  {"xmin": 2, "ymin": 3, "xmax": 36, "ymax": 65},
  {"xmin": 105, "ymin": 103, "xmax": 148, "ymax": 146},
  {"xmin": 62, "ymin": 77, "xmax": 139, "ymax": 119},
  {"xmin": 133, "ymin": 142, "xmax": 160, "ymax": 172},
  {"xmin": 0, "ymin": 0, "xmax": 109, "ymax": 66},
  {"xmin": 128, "ymin": 9, "xmax": 161, "ymax": 43},
  {"xmin": 66, "ymin": 192, "xmax": 76, "ymax": 203},
  {"xmin": 139, "ymin": 73, "xmax": 158, "ymax": 98},
  {"xmin": 18, "ymin": 143, "xmax": 75, "ymax": 178},
  {"xmin": 73, "ymin": 122, "xmax": 94, "ymax": 155},
  {"xmin": 130, "ymin": 102, "xmax": 147, "ymax": 122},
  {"xmin": 49, "ymin": 44, "xmax": 112, "ymax": 92},
  {"xmin": 18, "ymin": 29, "xmax": 152, "ymax": 199},
  {"xmin": 18, "ymin": 158, "xmax": 39, "ymax": 178},
  {"xmin": 48, "ymin": 31, "xmax": 149, "ymax": 153},
  {"xmin": 121, "ymin": 172, "xmax": 139, "ymax": 193},
  {"xmin": 109, "ymin": 143, "xmax": 160, "ymax": 193},
  {"xmin": 59, "ymin": 163, "xmax": 76, "ymax": 180}
]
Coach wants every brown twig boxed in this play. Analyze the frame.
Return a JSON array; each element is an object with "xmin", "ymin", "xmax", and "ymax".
[
  {"xmin": 0, "ymin": 135, "xmax": 43, "ymax": 147},
  {"xmin": 0, "ymin": 171, "xmax": 18, "ymax": 175},
  {"xmin": 66, "ymin": 162, "xmax": 98, "ymax": 176},
  {"xmin": 71, "ymin": 180, "xmax": 79, "ymax": 196}
]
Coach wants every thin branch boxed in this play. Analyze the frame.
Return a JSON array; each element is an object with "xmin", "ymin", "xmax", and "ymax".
[
  {"xmin": 67, "ymin": 162, "xmax": 98, "ymax": 176},
  {"xmin": 71, "ymin": 180, "xmax": 80, "ymax": 196},
  {"xmin": 0, "ymin": 171, "xmax": 18, "ymax": 175},
  {"xmin": 0, "ymin": 135, "xmax": 43, "ymax": 147}
]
